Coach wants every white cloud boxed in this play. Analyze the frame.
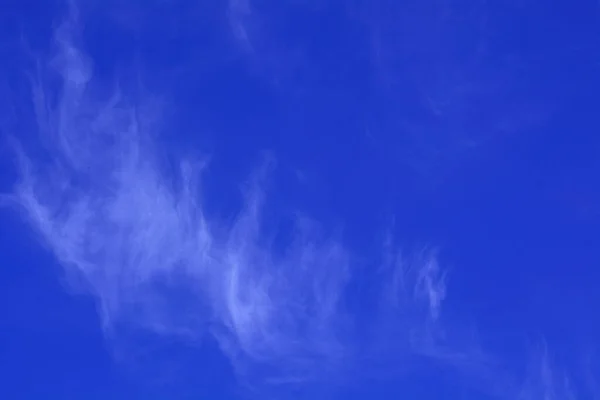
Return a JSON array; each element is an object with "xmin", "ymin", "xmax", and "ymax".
[
  {"xmin": 4, "ymin": 4, "xmax": 589, "ymax": 399},
  {"xmin": 6, "ymin": 9, "xmax": 449, "ymax": 387},
  {"xmin": 228, "ymin": 0, "xmax": 254, "ymax": 54}
]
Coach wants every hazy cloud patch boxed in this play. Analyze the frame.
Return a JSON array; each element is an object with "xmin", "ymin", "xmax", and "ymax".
[
  {"xmin": 2, "ymin": 3, "xmax": 590, "ymax": 399},
  {"xmin": 5, "ymin": 8, "xmax": 453, "ymax": 388}
]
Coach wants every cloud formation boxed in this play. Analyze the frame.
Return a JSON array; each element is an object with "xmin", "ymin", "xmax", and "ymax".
[
  {"xmin": 5, "ymin": 7, "xmax": 448, "ymax": 388},
  {"xmin": 3, "ymin": 3, "xmax": 593, "ymax": 399}
]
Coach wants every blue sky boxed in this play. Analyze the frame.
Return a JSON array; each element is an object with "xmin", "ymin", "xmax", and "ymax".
[{"xmin": 0, "ymin": 0, "xmax": 599, "ymax": 399}]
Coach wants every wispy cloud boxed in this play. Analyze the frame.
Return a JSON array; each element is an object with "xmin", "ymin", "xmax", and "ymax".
[
  {"xmin": 3, "ymin": 4, "xmax": 591, "ymax": 399},
  {"xmin": 516, "ymin": 342, "xmax": 577, "ymax": 400},
  {"xmin": 228, "ymin": 0, "xmax": 255, "ymax": 54},
  {"xmin": 5, "ymin": 8, "xmax": 449, "ymax": 388}
]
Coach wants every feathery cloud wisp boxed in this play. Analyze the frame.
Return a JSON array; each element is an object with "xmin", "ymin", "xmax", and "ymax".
[
  {"xmin": 6, "ymin": 9, "xmax": 448, "ymax": 387},
  {"xmin": 4, "ymin": 5, "xmax": 587, "ymax": 399}
]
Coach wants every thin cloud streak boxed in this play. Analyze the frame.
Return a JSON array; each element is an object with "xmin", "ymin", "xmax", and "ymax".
[
  {"xmin": 6, "ymin": 10, "xmax": 445, "ymax": 387},
  {"xmin": 3, "ymin": 4, "xmax": 591, "ymax": 399}
]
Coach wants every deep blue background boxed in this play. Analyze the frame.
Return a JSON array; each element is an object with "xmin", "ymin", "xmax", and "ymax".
[{"xmin": 1, "ymin": 0, "xmax": 599, "ymax": 398}]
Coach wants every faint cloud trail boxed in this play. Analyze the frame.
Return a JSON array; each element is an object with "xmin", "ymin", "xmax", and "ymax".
[
  {"xmin": 2, "ymin": 3, "xmax": 589, "ymax": 399},
  {"xmin": 5, "ymin": 8, "xmax": 447, "ymax": 388}
]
